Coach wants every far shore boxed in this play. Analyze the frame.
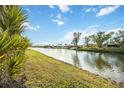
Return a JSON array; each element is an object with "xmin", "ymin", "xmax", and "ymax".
[{"xmin": 31, "ymin": 46, "xmax": 124, "ymax": 54}]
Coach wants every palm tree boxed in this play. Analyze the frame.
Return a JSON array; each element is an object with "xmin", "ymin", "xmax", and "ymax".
[
  {"xmin": 0, "ymin": 5, "xmax": 29, "ymax": 88},
  {"xmin": 0, "ymin": 6, "xmax": 27, "ymax": 35}
]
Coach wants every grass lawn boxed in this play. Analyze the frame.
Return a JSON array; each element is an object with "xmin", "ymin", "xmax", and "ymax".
[{"xmin": 24, "ymin": 49, "xmax": 119, "ymax": 88}]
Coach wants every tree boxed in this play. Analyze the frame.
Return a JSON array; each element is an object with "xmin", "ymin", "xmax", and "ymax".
[
  {"xmin": 71, "ymin": 32, "xmax": 82, "ymax": 48},
  {"xmin": 90, "ymin": 32, "xmax": 113, "ymax": 48},
  {"xmin": 0, "ymin": 5, "xmax": 29, "ymax": 88},
  {"xmin": 112, "ymin": 30, "xmax": 124, "ymax": 46},
  {"xmin": 0, "ymin": 6, "xmax": 27, "ymax": 35},
  {"xmin": 84, "ymin": 36, "xmax": 90, "ymax": 47}
]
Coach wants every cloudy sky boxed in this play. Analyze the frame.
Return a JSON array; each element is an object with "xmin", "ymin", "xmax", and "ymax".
[{"xmin": 22, "ymin": 5, "xmax": 124, "ymax": 45}]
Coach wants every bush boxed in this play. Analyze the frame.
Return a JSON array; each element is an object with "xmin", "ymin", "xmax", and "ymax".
[{"xmin": 0, "ymin": 5, "xmax": 29, "ymax": 88}]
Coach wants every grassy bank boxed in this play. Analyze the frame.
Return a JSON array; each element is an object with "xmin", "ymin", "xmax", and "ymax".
[
  {"xmin": 24, "ymin": 49, "xmax": 120, "ymax": 88},
  {"xmin": 77, "ymin": 47, "xmax": 124, "ymax": 54}
]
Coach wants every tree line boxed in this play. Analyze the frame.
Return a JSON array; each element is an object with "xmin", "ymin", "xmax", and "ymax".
[{"xmin": 71, "ymin": 30, "xmax": 124, "ymax": 48}]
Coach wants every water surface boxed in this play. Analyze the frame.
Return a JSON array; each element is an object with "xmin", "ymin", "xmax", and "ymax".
[{"xmin": 31, "ymin": 48, "xmax": 124, "ymax": 83}]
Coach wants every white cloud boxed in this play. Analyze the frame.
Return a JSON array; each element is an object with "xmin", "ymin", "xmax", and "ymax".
[
  {"xmin": 49, "ymin": 5, "xmax": 55, "ymax": 9},
  {"xmin": 58, "ymin": 30, "xmax": 83, "ymax": 44},
  {"xmin": 96, "ymin": 5, "xmax": 119, "ymax": 17},
  {"xmin": 60, "ymin": 31, "xmax": 74, "ymax": 42},
  {"xmin": 49, "ymin": 5, "xmax": 71, "ymax": 13},
  {"xmin": 22, "ymin": 22, "xmax": 40, "ymax": 31},
  {"xmin": 82, "ymin": 25, "xmax": 99, "ymax": 36},
  {"xmin": 58, "ymin": 25, "xmax": 124, "ymax": 45},
  {"xmin": 85, "ymin": 8, "xmax": 92, "ymax": 12},
  {"xmin": 52, "ymin": 19, "xmax": 64, "ymax": 26},
  {"xmin": 57, "ymin": 5, "xmax": 70, "ymax": 13},
  {"xmin": 82, "ymin": 6, "xmax": 98, "ymax": 13},
  {"xmin": 85, "ymin": 7, "xmax": 97, "ymax": 13},
  {"xmin": 58, "ymin": 25, "xmax": 100, "ymax": 44},
  {"xmin": 105, "ymin": 28, "xmax": 124, "ymax": 35},
  {"xmin": 56, "ymin": 13, "xmax": 62, "ymax": 19},
  {"xmin": 52, "ymin": 13, "xmax": 65, "ymax": 26}
]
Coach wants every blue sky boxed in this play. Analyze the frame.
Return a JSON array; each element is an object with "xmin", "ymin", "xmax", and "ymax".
[{"xmin": 21, "ymin": 5, "xmax": 124, "ymax": 45}]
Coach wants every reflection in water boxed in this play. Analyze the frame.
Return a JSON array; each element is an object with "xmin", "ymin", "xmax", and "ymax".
[
  {"xmin": 94, "ymin": 53, "xmax": 111, "ymax": 71},
  {"xmin": 31, "ymin": 48, "xmax": 124, "ymax": 83},
  {"xmin": 71, "ymin": 51, "xmax": 81, "ymax": 68}
]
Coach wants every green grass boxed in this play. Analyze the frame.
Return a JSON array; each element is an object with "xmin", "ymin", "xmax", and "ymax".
[
  {"xmin": 77, "ymin": 47, "xmax": 124, "ymax": 54},
  {"xmin": 24, "ymin": 49, "xmax": 120, "ymax": 88}
]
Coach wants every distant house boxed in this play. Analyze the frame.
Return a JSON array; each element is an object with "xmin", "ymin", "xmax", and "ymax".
[{"xmin": 107, "ymin": 44, "xmax": 120, "ymax": 48}]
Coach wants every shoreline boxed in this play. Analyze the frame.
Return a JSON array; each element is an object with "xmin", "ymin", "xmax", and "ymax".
[
  {"xmin": 24, "ymin": 49, "xmax": 123, "ymax": 88},
  {"xmin": 30, "ymin": 49, "xmax": 124, "ymax": 85},
  {"xmin": 31, "ymin": 47, "xmax": 124, "ymax": 54}
]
